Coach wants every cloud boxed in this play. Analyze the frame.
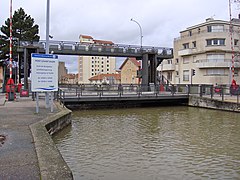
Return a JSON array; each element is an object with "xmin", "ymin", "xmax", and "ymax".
[{"xmin": 0, "ymin": 0, "xmax": 231, "ymax": 47}]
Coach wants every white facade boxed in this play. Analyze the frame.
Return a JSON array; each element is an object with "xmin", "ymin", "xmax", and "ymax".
[
  {"xmin": 78, "ymin": 35, "xmax": 116, "ymax": 84},
  {"xmin": 159, "ymin": 18, "xmax": 240, "ymax": 86}
]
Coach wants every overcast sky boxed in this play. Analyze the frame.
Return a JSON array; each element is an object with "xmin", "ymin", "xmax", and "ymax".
[{"xmin": 1, "ymin": 0, "xmax": 239, "ymax": 72}]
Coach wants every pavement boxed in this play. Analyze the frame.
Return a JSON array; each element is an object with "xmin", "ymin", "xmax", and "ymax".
[{"xmin": 0, "ymin": 92, "xmax": 59, "ymax": 179}]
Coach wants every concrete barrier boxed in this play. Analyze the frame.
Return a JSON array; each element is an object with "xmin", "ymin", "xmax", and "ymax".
[
  {"xmin": 30, "ymin": 102, "xmax": 73, "ymax": 180},
  {"xmin": 189, "ymin": 95, "xmax": 240, "ymax": 113}
]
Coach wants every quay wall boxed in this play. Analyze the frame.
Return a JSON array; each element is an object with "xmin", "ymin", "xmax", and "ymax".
[
  {"xmin": 189, "ymin": 95, "xmax": 240, "ymax": 113},
  {"xmin": 30, "ymin": 102, "xmax": 73, "ymax": 180}
]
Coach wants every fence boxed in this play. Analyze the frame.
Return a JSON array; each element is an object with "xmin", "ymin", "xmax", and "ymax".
[{"xmin": 58, "ymin": 84, "xmax": 240, "ymax": 104}]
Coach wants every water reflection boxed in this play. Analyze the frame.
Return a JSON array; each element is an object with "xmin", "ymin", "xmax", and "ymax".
[{"xmin": 53, "ymin": 107, "xmax": 240, "ymax": 180}]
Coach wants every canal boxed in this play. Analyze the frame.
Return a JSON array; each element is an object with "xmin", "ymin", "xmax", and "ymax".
[{"xmin": 53, "ymin": 106, "xmax": 240, "ymax": 180}]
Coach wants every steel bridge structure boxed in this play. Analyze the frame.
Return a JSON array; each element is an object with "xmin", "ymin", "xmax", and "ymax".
[{"xmin": 17, "ymin": 40, "xmax": 173, "ymax": 89}]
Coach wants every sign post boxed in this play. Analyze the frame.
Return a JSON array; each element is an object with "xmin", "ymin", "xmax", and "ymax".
[{"xmin": 31, "ymin": 53, "xmax": 58, "ymax": 113}]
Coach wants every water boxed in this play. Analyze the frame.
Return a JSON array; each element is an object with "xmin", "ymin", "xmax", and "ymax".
[{"xmin": 53, "ymin": 107, "xmax": 240, "ymax": 180}]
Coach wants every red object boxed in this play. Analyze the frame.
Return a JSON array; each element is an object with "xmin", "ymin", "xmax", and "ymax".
[
  {"xmin": 232, "ymin": 79, "xmax": 237, "ymax": 86},
  {"xmin": 17, "ymin": 83, "xmax": 22, "ymax": 92},
  {"xmin": 6, "ymin": 78, "xmax": 15, "ymax": 93},
  {"xmin": 20, "ymin": 89, "xmax": 29, "ymax": 97},
  {"xmin": 5, "ymin": 78, "xmax": 16, "ymax": 101},
  {"xmin": 160, "ymin": 84, "xmax": 165, "ymax": 91}
]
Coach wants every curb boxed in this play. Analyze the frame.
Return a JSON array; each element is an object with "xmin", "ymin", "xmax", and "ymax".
[{"xmin": 30, "ymin": 102, "xmax": 73, "ymax": 180}]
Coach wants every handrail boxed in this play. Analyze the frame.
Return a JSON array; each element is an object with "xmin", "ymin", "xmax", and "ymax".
[
  {"xmin": 58, "ymin": 84, "xmax": 240, "ymax": 104},
  {"xmin": 18, "ymin": 40, "xmax": 173, "ymax": 56}
]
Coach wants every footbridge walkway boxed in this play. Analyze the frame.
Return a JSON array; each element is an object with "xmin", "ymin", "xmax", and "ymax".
[
  {"xmin": 17, "ymin": 40, "xmax": 173, "ymax": 89},
  {"xmin": 57, "ymin": 84, "xmax": 240, "ymax": 109}
]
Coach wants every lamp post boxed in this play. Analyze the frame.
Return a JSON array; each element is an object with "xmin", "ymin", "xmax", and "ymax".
[
  {"xmin": 46, "ymin": 0, "xmax": 50, "ymax": 54},
  {"xmin": 130, "ymin": 18, "xmax": 143, "ymax": 49}
]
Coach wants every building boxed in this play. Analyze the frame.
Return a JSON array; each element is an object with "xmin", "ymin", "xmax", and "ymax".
[
  {"xmin": 60, "ymin": 73, "xmax": 78, "ymax": 84},
  {"xmin": 58, "ymin": 62, "xmax": 68, "ymax": 84},
  {"xmin": 159, "ymin": 17, "xmax": 240, "ymax": 86},
  {"xmin": 78, "ymin": 35, "xmax": 116, "ymax": 84},
  {"xmin": 120, "ymin": 57, "xmax": 141, "ymax": 84},
  {"xmin": 89, "ymin": 73, "xmax": 121, "ymax": 85}
]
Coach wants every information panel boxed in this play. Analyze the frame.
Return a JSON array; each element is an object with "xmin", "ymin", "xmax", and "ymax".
[{"xmin": 31, "ymin": 53, "xmax": 58, "ymax": 92}]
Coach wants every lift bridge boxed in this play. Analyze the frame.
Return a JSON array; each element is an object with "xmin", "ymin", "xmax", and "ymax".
[{"xmin": 17, "ymin": 40, "xmax": 173, "ymax": 88}]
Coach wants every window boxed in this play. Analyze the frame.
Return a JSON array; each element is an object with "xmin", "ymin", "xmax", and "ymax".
[
  {"xmin": 183, "ymin": 43, "xmax": 189, "ymax": 49},
  {"xmin": 234, "ymin": 70, "xmax": 239, "ymax": 76},
  {"xmin": 167, "ymin": 72, "xmax": 172, "ymax": 81},
  {"xmin": 234, "ymin": 39, "xmax": 239, "ymax": 46},
  {"xmin": 176, "ymin": 71, "xmax": 179, "ymax": 76},
  {"xmin": 207, "ymin": 25, "xmax": 224, "ymax": 32},
  {"xmin": 189, "ymin": 31, "xmax": 192, "ymax": 36},
  {"xmin": 198, "ymin": 28, "xmax": 201, "ymax": 34},
  {"xmin": 206, "ymin": 39, "xmax": 225, "ymax": 46},
  {"xmin": 183, "ymin": 57, "xmax": 190, "ymax": 64},
  {"xmin": 192, "ymin": 41, "xmax": 196, "ymax": 48},
  {"xmin": 176, "ymin": 58, "xmax": 179, "ymax": 64},
  {"xmin": 183, "ymin": 70, "xmax": 189, "ymax": 81},
  {"xmin": 207, "ymin": 54, "xmax": 224, "ymax": 62},
  {"xmin": 193, "ymin": 56, "xmax": 197, "ymax": 62},
  {"xmin": 206, "ymin": 69, "xmax": 224, "ymax": 75},
  {"xmin": 167, "ymin": 60, "xmax": 172, "ymax": 64}
]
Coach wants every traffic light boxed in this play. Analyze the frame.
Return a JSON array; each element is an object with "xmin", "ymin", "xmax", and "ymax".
[{"xmin": 192, "ymin": 69, "xmax": 196, "ymax": 76}]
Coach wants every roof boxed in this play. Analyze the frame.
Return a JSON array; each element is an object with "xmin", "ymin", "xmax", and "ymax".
[
  {"xmin": 89, "ymin": 73, "xmax": 121, "ymax": 81},
  {"xmin": 79, "ymin": 34, "xmax": 114, "ymax": 45},
  {"xmin": 80, "ymin": 35, "xmax": 93, "ymax": 39},
  {"xmin": 63, "ymin": 74, "xmax": 77, "ymax": 79},
  {"xmin": 94, "ymin": 39, "xmax": 114, "ymax": 45},
  {"xmin": 119, "ymin": 57, "xmax": 141, "ymax": 70}
]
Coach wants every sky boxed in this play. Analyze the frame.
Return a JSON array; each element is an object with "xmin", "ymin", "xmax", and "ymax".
[{"xmin": 1, "ymin": 0, "xmax": 239, "ymax": 72}]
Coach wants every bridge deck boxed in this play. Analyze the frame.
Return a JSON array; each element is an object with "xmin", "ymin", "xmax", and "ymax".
[
  {"xmin": 18, "ymin": 40, "xmax": 173, "ymax": 59},
  {"xmin": 58, "ymin": 84, "xmax": 189, "ymax": 108}
]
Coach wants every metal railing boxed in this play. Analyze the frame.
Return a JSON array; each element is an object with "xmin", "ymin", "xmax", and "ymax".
[
  {"xmin": 19, "ymin": 40, "xmax": 173, "ymax": 56},
  {"xmin": 57, "ymin": 83, "xmax": 240, "ymax": 105}
]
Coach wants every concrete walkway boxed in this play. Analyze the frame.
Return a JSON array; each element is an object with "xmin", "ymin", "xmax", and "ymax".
[{"xmin": 0, "ymin": 92, "xmax": 58, "ymax": 179}]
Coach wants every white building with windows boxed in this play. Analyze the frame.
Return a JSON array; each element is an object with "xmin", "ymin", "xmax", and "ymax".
[
  {"xmin": 78, "ymin": 35, "xmax": 116, "ymax": 84},
  {"xmin": 159, "ymin": 17, "xmax": 240, "ymax": 86}
]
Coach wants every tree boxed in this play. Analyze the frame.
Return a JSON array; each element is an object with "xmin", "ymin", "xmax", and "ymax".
[{"xmin": 0, "ymin": 7, "xmax": 40, "ymax": 60}]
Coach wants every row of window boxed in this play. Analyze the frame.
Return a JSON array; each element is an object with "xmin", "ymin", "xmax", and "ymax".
[
  {"xmin": 92, "ymin": 64, "xmax": 110, "ymax": 68},
  {"xmin": 92, "ymin": 60, "xmax": 110, "ymax": 64},
  {"xmin": 92, "ymin": 56, "xmax": 110, "ymax": 60},
  {"xmin": 188, "ymin": 25, "xmax": 225, "ymax": 37},
  {"xmin": 181, "ymin": 69, "xmax": 238, "ymax": 81},
  {"xmin": 92, "ymin": 69, "xmax": 110, "ymax": 72},
  {"xmin": 182, "ymin": 38, "xmax": 227, "ymax": 49}
]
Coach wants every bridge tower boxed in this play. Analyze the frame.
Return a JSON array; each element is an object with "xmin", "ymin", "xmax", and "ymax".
[{"xmin": 142, "ymin": 53, "xmax": 165, "ymax": 86}]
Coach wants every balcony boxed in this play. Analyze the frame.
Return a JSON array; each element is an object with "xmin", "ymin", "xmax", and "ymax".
[
  {"xmin": 161, "ymin": 64, "xmax": 175, "ymax": 71},
  {"xmin": 195, "ymin": 59, "xmax": 240, "ymax": 69},
  {"xmin": 178, "ymin": 48, "xmax": 197, "ymax": 56}
]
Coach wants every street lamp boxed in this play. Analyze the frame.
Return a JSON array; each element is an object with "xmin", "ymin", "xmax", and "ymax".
[
  {"xmin": 130, "ymin": 18, "xmax": 143, "ymax": 49},
  {"xmin": 46, "ymin": 0, "xmax": 50, "ymax": 54}
]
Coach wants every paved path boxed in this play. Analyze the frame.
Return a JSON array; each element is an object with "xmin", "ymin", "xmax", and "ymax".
[{"xmin": 0, "ymin": 93, "xmax": 58, "ymax": 179}]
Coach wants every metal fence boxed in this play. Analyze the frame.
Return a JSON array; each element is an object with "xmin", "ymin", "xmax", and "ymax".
[{"xmin": 58, "ymin": 84, "xmax": 240, "ymax": 104}]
